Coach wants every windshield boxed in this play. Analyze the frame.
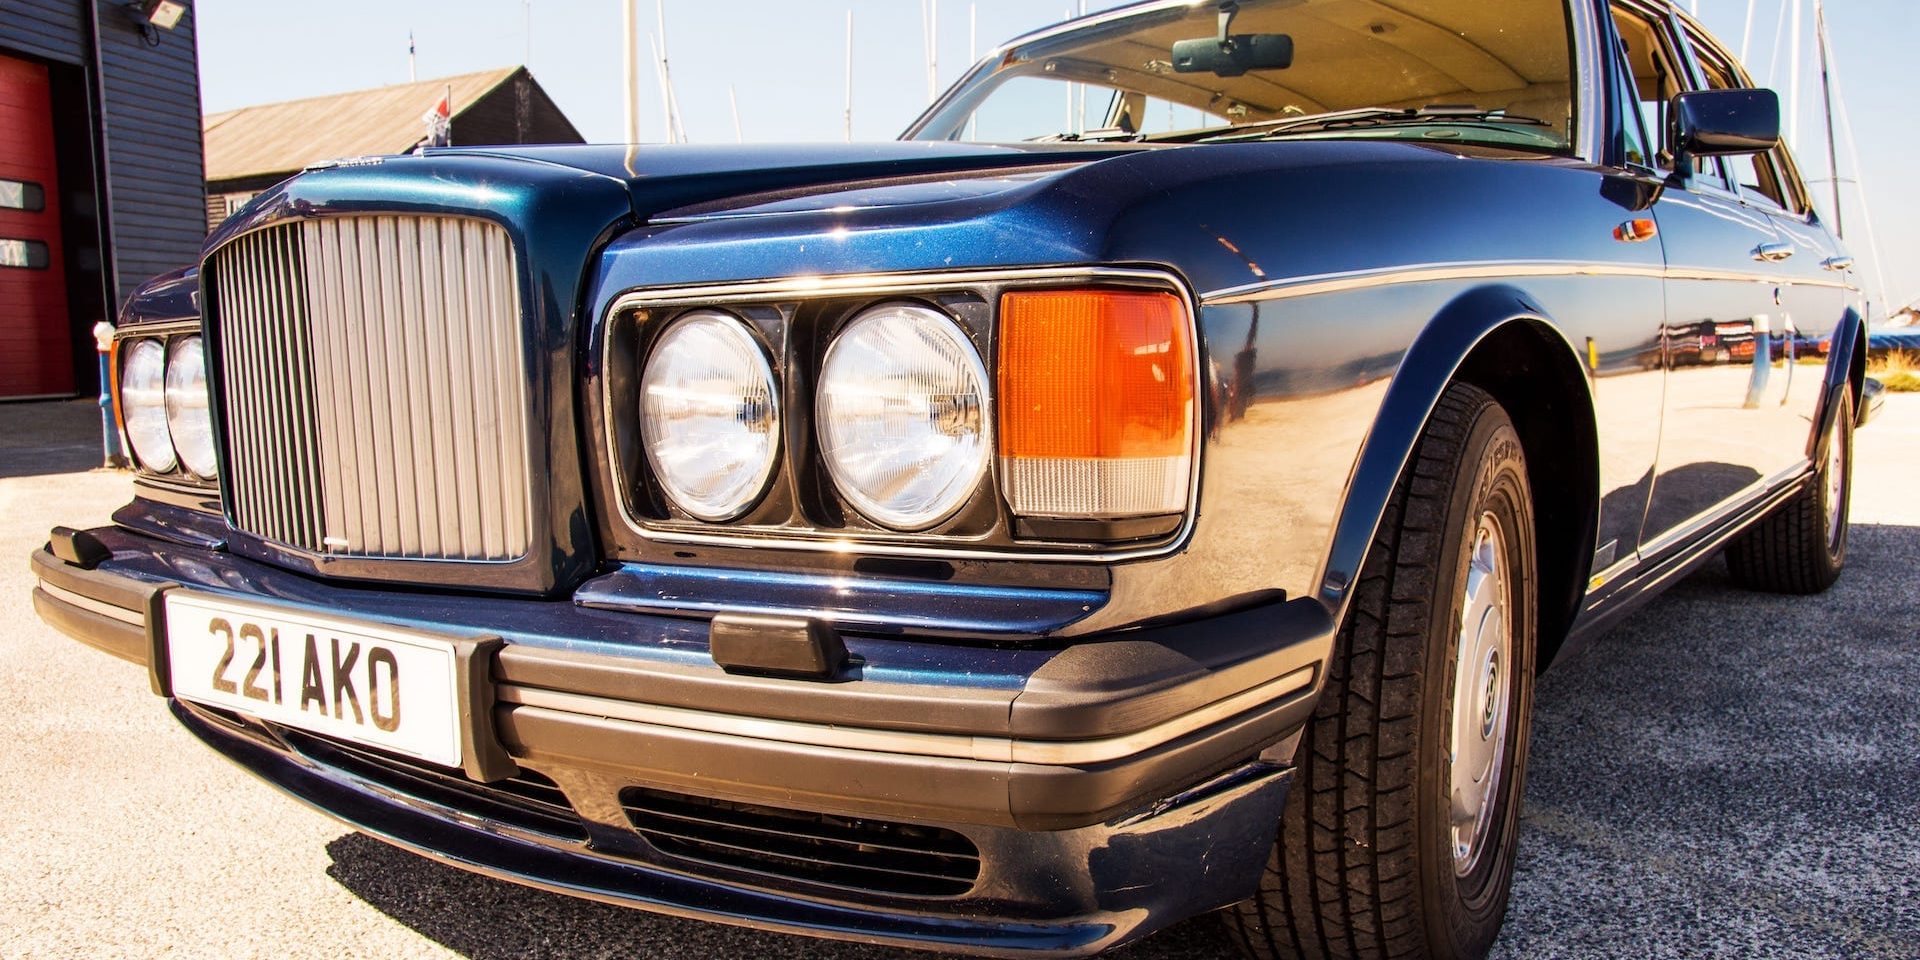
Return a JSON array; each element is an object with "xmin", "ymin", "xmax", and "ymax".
[{"xmin": 908, "ymin": 0, "xmax": 1577, "ymax": 154}]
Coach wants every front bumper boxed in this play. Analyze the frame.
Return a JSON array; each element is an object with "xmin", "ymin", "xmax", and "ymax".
[{"xmin": 31, "ymin": 525, "xmax": 1333, "ymax": 956}]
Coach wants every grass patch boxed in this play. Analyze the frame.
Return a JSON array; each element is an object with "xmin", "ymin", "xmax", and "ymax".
[{"xmin": 1869, "ymin": 349, "xmax": 1920, "ymax": 392}]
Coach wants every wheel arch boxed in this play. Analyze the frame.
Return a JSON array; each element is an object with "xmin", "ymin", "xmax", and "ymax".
[{"xmin": 1317, "ymin": 284, "xmax": 1600, "ymax": 670}]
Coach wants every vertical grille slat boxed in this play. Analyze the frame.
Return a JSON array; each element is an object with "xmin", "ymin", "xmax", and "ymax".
[{"xmin": 208, "ymin": 215, "xmax": 531, "ymax": 563}]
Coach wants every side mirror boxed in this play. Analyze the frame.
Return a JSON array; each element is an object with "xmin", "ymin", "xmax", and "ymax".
[{"xmin": 1672, "ymin": 88, "xmax": 1780, "ymax": 159}]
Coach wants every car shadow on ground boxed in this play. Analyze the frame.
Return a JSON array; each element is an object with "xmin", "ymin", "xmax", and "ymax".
[{"xmin": 323, "ymin": 524, "xmax": 1920, "ymax": 960}]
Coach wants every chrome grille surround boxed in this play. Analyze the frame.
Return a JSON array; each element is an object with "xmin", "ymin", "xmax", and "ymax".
[{"xmin": 207, "ymin": 215, "xmax": 532, "ymax": 562}]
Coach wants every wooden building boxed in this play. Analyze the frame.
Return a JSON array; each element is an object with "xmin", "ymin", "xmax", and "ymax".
[{"xmin": 202, "ymin": 67, "xmax": 583, "ymax": 230}]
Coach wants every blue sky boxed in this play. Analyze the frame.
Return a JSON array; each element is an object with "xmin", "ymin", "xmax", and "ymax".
[{"xmin": 195, "ymin": 0, "xmax": 1917, "ymax": 312}]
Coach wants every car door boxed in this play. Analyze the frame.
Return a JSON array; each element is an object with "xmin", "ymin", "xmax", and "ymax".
[
  {"xmin": 1611, "ymin": 2, "xmax": 1800, "ymax": 553},
  {"xmin": 1684, "ymin": 29, "xmax": 1853, "ymax": 448}
]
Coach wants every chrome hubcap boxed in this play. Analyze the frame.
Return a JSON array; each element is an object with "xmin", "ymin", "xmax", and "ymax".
[
  {"xmin": 1824, "ymin": 414, "xmax": 1846, "ymax": 550},
  {"xmin": 1449, "ymin": 513, "xmax": 1512, "ymax": 877}
]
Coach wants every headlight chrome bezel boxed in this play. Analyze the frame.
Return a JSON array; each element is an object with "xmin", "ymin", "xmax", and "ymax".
[
  {"xmin": 602, "ymin": 267, "xmax": 1201, "ymax": 563},
  {"xmin": 164, "ymin": 334, "xmax": 219, "ymax": 480},
  {"xmin": 637, "ymin": 309, "xmax": 783, "ymax": 523},
  {"xmin": 120, "ymin": 337, "xmax": 177, "ymax": 474},
  {"xmin": 116, "ymin": 325, "xmax": 220, "ymax": 486},
  {"xmin": 815, "ymin": 301, "xmax": 993, "ymax": 532}
]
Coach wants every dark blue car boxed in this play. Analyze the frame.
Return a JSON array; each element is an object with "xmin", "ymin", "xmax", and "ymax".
[{"xmin": 32, "ymin": 1, "xmax": 1867, "ymax": 957}]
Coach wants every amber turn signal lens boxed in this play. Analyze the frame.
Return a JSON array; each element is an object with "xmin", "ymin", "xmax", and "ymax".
[{"xmin": 997, "ymin": 289, "xmax": 1193, "ymax": 519}]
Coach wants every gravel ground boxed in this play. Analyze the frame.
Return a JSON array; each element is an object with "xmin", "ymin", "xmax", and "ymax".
[{"xmin": 2, "ymin": 396, "xmax": 1915, "ymax": 960}]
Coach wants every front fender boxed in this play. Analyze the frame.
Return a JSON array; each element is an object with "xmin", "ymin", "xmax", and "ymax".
[{"xmin": 1315, "ymin": 285, "xmax": 1593, "ymax": 621}]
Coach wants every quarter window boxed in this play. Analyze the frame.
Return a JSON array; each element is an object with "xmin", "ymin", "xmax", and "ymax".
[
  {"xmin": 1609, "ymin": 6, "xmax": 1688, "ymax": 172},
  {"xmin": 0, "ymin": 238, "xmax": 50, "ymax": 269},
  {"xmin": 0, "ymin": 179, "xmax": 44, "ymax": 212}
]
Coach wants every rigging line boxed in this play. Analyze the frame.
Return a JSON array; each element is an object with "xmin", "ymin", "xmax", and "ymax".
[
  {"xmin": 1764, "ymin": 0, "xmax": 1788, "ymax": 88},
  {"xmin": 1823, "ymin": 44, "xmax": 1894, "ymax": 315},
  {"xmin": 1739, "ymin": 0, "xmax": 1757, "ymax": 63}
]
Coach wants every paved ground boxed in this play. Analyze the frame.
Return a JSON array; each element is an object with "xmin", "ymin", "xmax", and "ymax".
[{"xmin": 2, "ymin": 396, "xmax": 1915, "ymax": 960}]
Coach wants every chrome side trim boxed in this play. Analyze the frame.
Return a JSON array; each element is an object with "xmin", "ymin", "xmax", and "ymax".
[
  {"xmin": 499, "ymin": 664, "xmax": 1316, "ymax": 766},
  {"xmin": 36, "ymin": 580, "xmax": 144, "ymax": 625},
  {"xmin": 1202, "ymin": 259, "xmax": 1858, "ymax": 305},
  {"xmin": 1635, "ymin": 461, "xmax": 1812, "ymax": 562},
  {"xmin": 601, "ymin": 266, "xmax": 1204, "ymax": 563}
]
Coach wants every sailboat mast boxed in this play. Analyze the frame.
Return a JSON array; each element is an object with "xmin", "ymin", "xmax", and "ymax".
[{"xmin": 1813, "ymin": 0, "xmax": 1844, "ymax": 238}]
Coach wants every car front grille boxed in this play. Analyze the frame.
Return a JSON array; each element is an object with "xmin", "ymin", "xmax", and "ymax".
[
  {"xmin": 620, "ymin": 787, "xmax": 982, "ymax": 898},
  {"xmin": 206, "ymin": 215, "xmax": 531, "ymax": 562}
]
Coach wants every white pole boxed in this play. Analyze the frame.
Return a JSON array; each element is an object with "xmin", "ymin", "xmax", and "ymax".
[
  {"xmin": 1787, "ymin": 0, "xmax": 1802, "ymax": 151},
  {"xmin": 1764, "ymin": 0, "xmax": 1788, "ymax": 86},
  {"xmin": 1739, "ymin": 0, "xmax": 1756, "ymax": 63},
  {"xmin": 966, "ymin": 3, "xmax": 977, "ymax": 140},
  {"xmin": 1064, "ymin": 7, "xmax": 1073, "ymax": 134},
  {"xmin": 408, "ymin": 30, "xmax": 417, "ymax": 83},
  {"xmin": 844, "ymin": 10, "xmax": 854, "ymax": 142},
  {"xmin": 1076, "ymin": 0, "xmax": 1086, "ymax": 131},
  {"xmin": 923, "ymin": 0, "xmax": 939, "ymax": 102},
  {"xmin": 622, "ymin": 0, "xmax": 639, "ymax": 142},
  {"xmin": 728, "ymin": 84, "xmax": 742, "ymax": 143}
]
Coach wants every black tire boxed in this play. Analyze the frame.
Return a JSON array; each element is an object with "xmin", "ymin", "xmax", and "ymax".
[
  {"xmin": 1725, "ymin": 388, "xmax": 1853, "ymax": 594},
  {"xmin": 1225, "ymin": 382, "xmax": 1537, "ymax": 960}
]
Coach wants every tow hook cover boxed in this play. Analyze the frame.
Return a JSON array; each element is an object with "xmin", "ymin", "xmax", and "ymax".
[{"xmin": 709, "ymin": 614, "xmax": 848, "ymax": 679}]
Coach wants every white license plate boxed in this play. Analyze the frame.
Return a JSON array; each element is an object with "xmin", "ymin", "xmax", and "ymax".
[{"xmin": 164, "ymin": 592, "xmax": 462, "ymax": 768}]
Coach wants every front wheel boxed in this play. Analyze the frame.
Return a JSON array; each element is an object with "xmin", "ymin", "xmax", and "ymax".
[{"xmin": 1226, "ymin": 382, "xmax": 1536, "ymax": 960}]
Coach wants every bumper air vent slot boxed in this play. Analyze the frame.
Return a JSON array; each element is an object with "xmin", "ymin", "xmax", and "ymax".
[{"xmin": 620, "ymin": 787, "xmax": 981, "ymax": 898}]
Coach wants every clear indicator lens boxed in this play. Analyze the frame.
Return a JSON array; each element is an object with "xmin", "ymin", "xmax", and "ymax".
[
  {"xmin": 120, "ymin": 338, "xmax": 176, "ymax": 473},
  {"xmin": 816, "ymin": 302, "xmax": 990, "ymax": 530},
  {"xmin": 165, "ymin": 336, "xmax": 218, "ymax": 479},
  {"xmin": 640, "ymin": 311, "xmax": 780, "ymax": 521}
]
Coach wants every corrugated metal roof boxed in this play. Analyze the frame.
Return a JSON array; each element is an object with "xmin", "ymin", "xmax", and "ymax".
[{"xmin": 202, "ymin": 67, "xmax": 520, "ymax": 184}]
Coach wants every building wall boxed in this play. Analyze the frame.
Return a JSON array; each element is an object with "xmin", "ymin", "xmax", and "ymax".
[
  {"xmin": 454, "ymin": 71, "xmax": 586, "ymax": 148},
  {"xmin": 0, "ymin": 1, "xmax": 206, "ymax": 307}
]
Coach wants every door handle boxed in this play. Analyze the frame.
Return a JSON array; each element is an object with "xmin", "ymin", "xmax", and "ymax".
[
  {"xmin": 1752, "ymin": 242, "xmax": 1795, "ymax": 263},
  {"xmin": 1821, "ymin": 255, "xmax": 1855, "ymax": 272}
]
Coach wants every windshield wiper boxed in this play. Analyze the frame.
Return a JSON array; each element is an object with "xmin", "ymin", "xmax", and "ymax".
[{"xmin": 1189, "ymin": 106, "xmax": 1551, "ymax": 143}]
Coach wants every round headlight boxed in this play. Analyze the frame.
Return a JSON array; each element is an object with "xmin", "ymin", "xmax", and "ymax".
[
  {"xmin": 639, "ymin": 311, "xmax": 780, "ymax": 521},
  {"xmin": 165, "ymin": 336, "xmax": 217, "ymax": 479},
  {"xmin": 120, "ymin": 338, "xmax": 175, "ymax": 473},
  {"xmin": 816, "ymin": 302, "xmax": 990, "ymax": 530}
]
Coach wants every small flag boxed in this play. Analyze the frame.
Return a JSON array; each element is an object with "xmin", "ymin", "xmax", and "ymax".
[{"xmin": 422, "ymin": 94, "xmax": 451, "ymax": 147}]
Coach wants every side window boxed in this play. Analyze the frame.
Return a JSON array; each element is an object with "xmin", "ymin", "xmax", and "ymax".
[
  {"xmin": 1608, "ymin": 6, "xmax": 1688, "ymax": 172},
  {"xmin": 1608, "ymin": 37, "xmax": 1653, "ymax": 168},
  {"xmin": 1688, "ymin": 36, "xmax": 1794, "ymax": 211}
]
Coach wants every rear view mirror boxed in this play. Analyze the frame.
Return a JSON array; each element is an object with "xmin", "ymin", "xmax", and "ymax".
[
  {"xmin": 1673, "ymin": 88, "xmax": 1780, "ymax": 158},
  {"xmin": 1171, "ymin": 34, "xmax": 1294, "ymax": 77}
]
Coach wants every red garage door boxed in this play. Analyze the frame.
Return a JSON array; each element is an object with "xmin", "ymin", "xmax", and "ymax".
[{"xmin": 0, "ymin": 54, "xmax": 72, "ymax": 399}]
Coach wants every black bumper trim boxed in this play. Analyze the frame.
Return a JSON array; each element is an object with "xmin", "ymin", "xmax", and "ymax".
[
  {"xmin": 174, "ymin": 697, "xmax": 1289, "ymax": 958},
  {"xmin": 30, "ymin": 529, "xmax": 1330, "ymax": 829}
]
